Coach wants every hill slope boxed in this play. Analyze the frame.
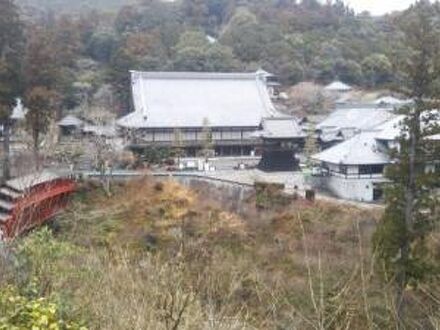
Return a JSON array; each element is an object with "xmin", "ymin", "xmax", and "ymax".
[
  {"xmin": 16, "ymin": 0, "xmax": 134, "ymax": 13},
  {"xmin": 1, "ymin": 178, "xmax": 439, "ymax": 328}
]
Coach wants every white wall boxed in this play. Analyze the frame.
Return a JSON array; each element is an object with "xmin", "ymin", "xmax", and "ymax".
[{"xmin": 324, "ymin": 176, "xmax": 387, "ymax": 202}]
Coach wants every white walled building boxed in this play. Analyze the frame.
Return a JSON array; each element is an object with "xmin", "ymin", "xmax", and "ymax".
[
  {"xmin": 312, "ymin": 131, "xmax": 390, "ymax": 202},
  {"xmin": 313, "ymin": 110, "xmax": 439, "ymax": 202}
]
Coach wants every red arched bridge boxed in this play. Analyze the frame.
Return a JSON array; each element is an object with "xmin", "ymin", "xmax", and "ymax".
[{"xmin": 0, "ymin": 171, "xmax": 75, "ymax": 241}]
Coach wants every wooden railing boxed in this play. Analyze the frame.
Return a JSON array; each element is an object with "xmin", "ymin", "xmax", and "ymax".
[
  {"xmin": 319, "ymin": 170, "xmax": 385, "ymax": 180},
  {"xmin": 1, "ymin": 179, "xmax": 76, "ymax": 240}
]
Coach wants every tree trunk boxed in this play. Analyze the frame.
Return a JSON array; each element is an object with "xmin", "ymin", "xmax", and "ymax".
[
  {"xmin": 33, "ymin": 129, "xmax": 40, "ymax": 170},
  {"xmin": 2, "ymin": 120, "xmax": 11, "ymax": 182},
  {"xmin": 397, "ymin": 109, "xmax": 419, "ymax": 328}
]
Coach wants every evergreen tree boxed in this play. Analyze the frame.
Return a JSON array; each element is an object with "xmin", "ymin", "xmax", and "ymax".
[
  {"xmin": 182, "ymin": 0, "xmax": 209, "ymax": 27},
  {"xmin": 0, "ymin": 0, "xmax": 24, "ymax": 180},
  {"xmin": 107, "ymin": 48, "xmax": 136, "ymax": 115},
  {"xmin": 373, "ymin": 2, "xmax": 440, "ymax": 327},
  {"xmin": 361, "ymin": 53, "xmax": 393, "ymax": 87},
  {"xmin": 23, "ymin": 26, "xmax": 59, "ymax": 168}
]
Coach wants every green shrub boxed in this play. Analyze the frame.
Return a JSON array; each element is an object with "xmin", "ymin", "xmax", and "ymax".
[
  {"xmin": 0, "ymin": 285, "xmax": 86, "ymax": 330},
  {"xmin": 15, "ymin": 228, "xmax": 79, "ymax": 291}
]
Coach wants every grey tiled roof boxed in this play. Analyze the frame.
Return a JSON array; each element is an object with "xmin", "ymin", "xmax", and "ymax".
[
  {"xmin": 313, "ymin": 131, "xmax": 390, "ymax": 165},
  {"xmin": 317, "ymin": 106, "xmax": 395, "ymax": 131},
  {"xmin": 374, "ymin": 115, "xmax": 406, "ymax": 141},
  {"xmin": 117, "ymin": 71, "xmax": 281, "ymax": 129},
  {"xmin": 374, "ymin": 111, "xmax": 439, "ymax": 141},
  {"xmin": 58, "ymin": 115, "xmax": 83, "ymax": 127},
  {"xmin": 258, "ymin": 117, "xmax": 305, "ymax": 139}
]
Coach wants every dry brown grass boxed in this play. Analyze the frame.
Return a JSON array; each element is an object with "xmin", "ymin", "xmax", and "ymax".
[{"xmin": 9, "ymin": 177, "xmax": 439, "ymax": 329}]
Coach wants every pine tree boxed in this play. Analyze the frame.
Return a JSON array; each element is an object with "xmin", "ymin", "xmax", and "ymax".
[
  {"xmin": 0, "ymin": 0, "xmax": 24, "ymax": 181},
  {"xmin": 372, "ymin": 2, "xmax": 440, "ymax": 327}
]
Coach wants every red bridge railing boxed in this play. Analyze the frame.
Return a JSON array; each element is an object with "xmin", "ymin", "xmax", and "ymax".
[{"xmin": 0, "ymin": 176, "xmax": 76, "ymax": 241}]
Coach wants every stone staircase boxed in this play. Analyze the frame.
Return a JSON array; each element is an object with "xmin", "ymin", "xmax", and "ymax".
[{"xmin": 0, "ymin": 184, "xmax": 21, "ymax": 224}]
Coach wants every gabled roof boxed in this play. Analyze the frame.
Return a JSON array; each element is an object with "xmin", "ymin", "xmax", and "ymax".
[
  {"xmin": 374, "ymin": 115, "xmax": 406, "ymax": 141},
  {"xmin": 118, "ymin": 71, "xmax": 281, "ymax": 129},
  {"xmin": 314, "ymin": 110, "xmax": 439, "ymax": 166},
  {"xmin": 374, "ymin": 110, "xmax": 439, "ymax": 141},
  {"xmin": 312, "ymin": 131, "xmax": 390, "ymax": 165},
  {"xmin": 324, "ymin": 81, "xmax": 352, "ymax": 92},
  {"xmin": 58, "ymin": 115, "xmax": 83, "ymax": 127},
  {"xmin": 257, "ymin": 117, "xmax": 305, "ymax": 139},
  {"xmin": 317, "ymin": 106, "xmax": 395, "ymax": 131}
]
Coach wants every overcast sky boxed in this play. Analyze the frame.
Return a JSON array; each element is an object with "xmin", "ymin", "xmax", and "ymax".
[{"xmin": 344, "ymin": 0, "xmax": 417, "ymax": 15}]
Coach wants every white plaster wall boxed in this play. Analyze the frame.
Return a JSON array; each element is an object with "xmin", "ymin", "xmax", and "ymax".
[{"xmin": 325, "ymin": 176, "xmax": 385, "ymax": 202}]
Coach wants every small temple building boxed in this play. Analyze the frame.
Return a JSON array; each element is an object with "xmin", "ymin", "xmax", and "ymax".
[{"xmin": 254, "ymin": 117, "xmax": 305, "ymax": 171}]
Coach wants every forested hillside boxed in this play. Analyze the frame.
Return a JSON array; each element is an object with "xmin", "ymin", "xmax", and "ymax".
[
  {"xmin": 10, "ymin": 0, "xmax": 426, "ymax": 114},
  {"xmin": 16, "ymin": 0, "xmax": 134, "ymax": 13}
]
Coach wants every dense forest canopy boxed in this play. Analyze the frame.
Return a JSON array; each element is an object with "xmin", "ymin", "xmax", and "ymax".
[
  {"xmin": 16, "ymin": 0, "xmax": 136, "ymax": 13},
  {"xmin": 9, "ymin": 0, "xmax": 435, "ymax": 113}
]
